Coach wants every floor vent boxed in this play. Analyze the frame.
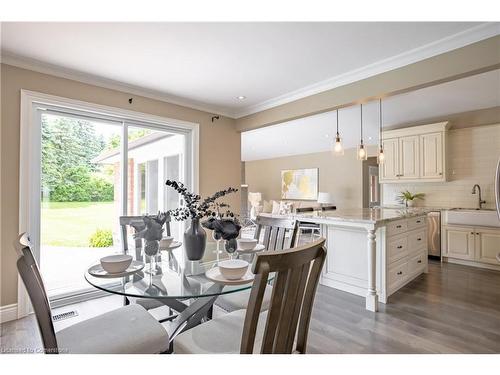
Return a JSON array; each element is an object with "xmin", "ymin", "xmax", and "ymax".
[{"xmin": 52, "ymin": 310, "xmax": 79, "ymax": 322}]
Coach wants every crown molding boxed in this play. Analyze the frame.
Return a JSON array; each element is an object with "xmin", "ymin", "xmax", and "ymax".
[
  {"xmin": 2, "ymin": 22, "xmax": 498, "ymax": 120},
  {"xmin": 0, "ymin": 51, "xmax": 237, "ymax": 118},
  {"xmin": 233, "ymin": 22, "xmax": 500, "ymax": 118}
]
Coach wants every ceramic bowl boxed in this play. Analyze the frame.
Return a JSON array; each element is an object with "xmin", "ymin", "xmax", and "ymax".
[
  {"xmin": 237, "ymin": 238, "xmax": 258, "ymax": 251},
  {"xmin": 218, "ymin": 259, "xmax": 249, "ymax": 280},
  {"xmin": 160, "ymin": 236, "xmax": 174, "ymax": 248},
  {"xmin": 100, "ymin": 254, "xmax": 133, "ymax": 274}
]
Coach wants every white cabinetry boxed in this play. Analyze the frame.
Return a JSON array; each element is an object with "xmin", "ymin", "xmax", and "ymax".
[
  {"xmin": 443, "ymin": 225, "xmax": 500, "ymax": 266},
  {"xmin": 380, "ymin": 122, "xmax": 448, "ymax": 183},
  {"xmin": 381, "ymin": 138, "xmax": 399, "ymax": 180},
  {"xmin": 443, "ymin": 226, "xmax": 475, "ymax": 260},
  {"xmin": 399, "ymin": 135, "xmax": 420, "ymax": 180},
  {"xmin": 420, "ymin": 132, "xmax": 444, "ymax": 179},
  {"xmin": 321, "ymin": 215, "xmax": 428, "ymax": 304}
]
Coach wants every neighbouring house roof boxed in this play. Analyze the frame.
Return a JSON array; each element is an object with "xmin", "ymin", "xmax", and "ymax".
[{"xmin": 92, "ymin": 132, "xmax": 172, "ymax": 163}]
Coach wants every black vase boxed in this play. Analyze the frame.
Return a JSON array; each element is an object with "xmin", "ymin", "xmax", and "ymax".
[{"xmin": 184, "ymin": 218, "xmax": 207, "ymax": 261}]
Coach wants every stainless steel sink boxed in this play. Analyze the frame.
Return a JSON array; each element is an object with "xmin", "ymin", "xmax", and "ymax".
[{"xmin": 446, "ymin": 208, "xmax": 500, "ymax": 228}]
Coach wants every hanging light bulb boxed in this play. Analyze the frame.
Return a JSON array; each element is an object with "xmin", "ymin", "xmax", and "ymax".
[
  {"xmin": 333, "ymin": 109, "xmax": 344, "ymax": 156},
  {"xmin": 357, "ymin": 104, "xmax": 368, "ymax": 161},
  {"xmin": 378, "ymin": 98, "xmax": 385, "ymax": 164}
]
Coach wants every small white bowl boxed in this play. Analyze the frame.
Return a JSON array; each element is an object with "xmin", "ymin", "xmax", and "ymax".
[
  {"xmin": 160, "ymin": 236, "xmax": 174, "ymax": 248},
  {"xmin": 237, "ymin": 238, "xmax": 258, "ymax": 251},
  {"xmin": 100, "ymin": 255, "xmax": 133, "ymax": 274},
  {"xmin": 218, "ymin": 259, "xmax": 249, "ymax": 280}
]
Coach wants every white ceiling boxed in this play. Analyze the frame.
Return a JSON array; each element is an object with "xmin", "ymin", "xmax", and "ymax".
[
  {"xmin": 1, "ymin": 22, "xmax": 498, "ymax": 117},
  {"xmin": 241, "ymin": 69, "xmax": 500, "ymax": 161}
]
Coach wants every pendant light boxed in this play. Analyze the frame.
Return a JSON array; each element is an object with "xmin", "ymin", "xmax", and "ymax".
[
  {"xmin": 378, "ymin": 99, "xmax": 385, "ymax": 164},
  {"xmin": 357, "ymin": 103, "xmax": 367, "ymax": 161},
  {"xmin": 333, "ymin": 109, "xmax": 344, "ymax": 156}
]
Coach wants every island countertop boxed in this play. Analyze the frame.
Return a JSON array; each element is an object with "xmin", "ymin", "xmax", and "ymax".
[{"xmin": 260, "ymin": 207, "xmax": 434, "ymax": 227}]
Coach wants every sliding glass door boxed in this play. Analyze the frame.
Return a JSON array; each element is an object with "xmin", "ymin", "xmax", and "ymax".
[{"xmin": 38, "ymin": 109, "xmax": 188, "ymax": 302}]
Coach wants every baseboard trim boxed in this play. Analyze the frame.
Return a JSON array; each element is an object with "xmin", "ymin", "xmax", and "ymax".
[
  {"xmin": 443, "ymin": 257, "xmax": 500, "ymax": 271},
  {"xmin": 0, "ymin": 304, "xmax": 18, "ymax": 323}
]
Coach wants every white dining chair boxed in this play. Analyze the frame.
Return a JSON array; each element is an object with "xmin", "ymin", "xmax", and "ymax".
[
  {"xmin": 14, "ymin": 233, "xmax": 170, "ymax": 354},
  {"xmin": 173, "ymin": 238, "xmax": 327, "ymax": 354}
]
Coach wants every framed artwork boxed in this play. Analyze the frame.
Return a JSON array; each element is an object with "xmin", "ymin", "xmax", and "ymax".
[{"xmin": 281, "ymin": 168, "xmax": 318, "ymax": 200}]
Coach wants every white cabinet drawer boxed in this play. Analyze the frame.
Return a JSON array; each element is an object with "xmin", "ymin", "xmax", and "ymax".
[
  {"xmin": 408, "ymin": 250, "xmax": 427, "ymax": 275},
  {"xmin": 408, "ymin": 229, "xmax": 426, "ymax": 252},
  {"xmin": 387, "ymin": 235, "xmax": 408, "ymax": 263},
  {"xmin": 388, "ymin": 259, "xmax": 409, "ymax": 290},
  {"xmin": 387, "ymin": 220, "xmax": 408, "ymax": 237},
  {"xmin": 408, "ymin": 216, "xmax": 426, "ymax": 230}
]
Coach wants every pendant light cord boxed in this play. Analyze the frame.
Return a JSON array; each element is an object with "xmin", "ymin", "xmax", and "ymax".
[
  {"xmin": 360, "ymin": 104, "xmax": 363, "ymax": 144},
  {"xmin": 379, "ymin": 99, "xmax": 382, "ymax": 145},
  {"xmin": 336, "ymin": 109, "xmax": 339, "ymax": 135}
]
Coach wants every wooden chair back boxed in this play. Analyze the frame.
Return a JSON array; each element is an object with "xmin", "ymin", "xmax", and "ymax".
[
  {"xmin": 240, "ymin": 238, "xmax": 326, "ymax": 354},
  {"xmin": 119, "ymin": 214, "xmax": 171, "ymax": 261},
  {"xmin": 295, "ymin": 207, "xmax": 315, "ymax": 213},
  {"xmin": 14, "ymin": 233, "xmax": 59, "ymax": 354},
  {"xmin": 254, "ymin": 216, "xmax": 298, "ymax": 251},
  {"xmin": 321, "ymin": 205, "xmax": 337, "ymax": 211}
]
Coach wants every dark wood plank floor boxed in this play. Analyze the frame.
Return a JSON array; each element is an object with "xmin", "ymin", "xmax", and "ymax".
[{"xmin": 2, "ymin": 260, "xmax": 500, "ymax": 353}]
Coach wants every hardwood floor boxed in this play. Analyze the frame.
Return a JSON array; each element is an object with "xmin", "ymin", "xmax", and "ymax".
[{"xmin": 2, "ymin": 260, "xmax": 500, "ymax": 354}]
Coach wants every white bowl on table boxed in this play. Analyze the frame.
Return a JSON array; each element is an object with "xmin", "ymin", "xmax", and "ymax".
[
  {"xmin": 100, "ymin": 254, "xmax": 133, "ymax": 274},
  {"xmin": 160, "ymin": 236, "xmax": 174, "ymax": 248},
  {"xmin": 218, "ymin": 259, "xmax": 249, "ymax": 280},
  {"xmin": 237, "ymin": 238, "xmax": 258, "ymax": 251}
]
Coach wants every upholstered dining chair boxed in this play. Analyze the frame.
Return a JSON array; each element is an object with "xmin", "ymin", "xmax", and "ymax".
[
  {"xmin": 215, "ymin": 216, "xmax": 299, "ymax": 313},
  {"xmin": 14, "ymin": 233, "xmax": 169, "ymax": 354},
  {"xmin": 173, "ymin": 238, "xmax": 326, "ymax": 354}
]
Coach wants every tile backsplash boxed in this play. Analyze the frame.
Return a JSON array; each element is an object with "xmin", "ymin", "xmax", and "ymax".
[{"xmin": 382, "ymin": 124, "xmax": 500, "ymax": 209}]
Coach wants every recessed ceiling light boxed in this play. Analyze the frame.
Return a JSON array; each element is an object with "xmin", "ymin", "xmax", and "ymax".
[{"xmin": 236, "ymin": 96, "xmax": 247, "ymax": 100}]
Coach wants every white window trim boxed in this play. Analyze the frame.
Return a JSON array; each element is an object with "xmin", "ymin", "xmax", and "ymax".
[{"xmin": 18, "ymin": 89, "xmax": 200, "ymax": 318}]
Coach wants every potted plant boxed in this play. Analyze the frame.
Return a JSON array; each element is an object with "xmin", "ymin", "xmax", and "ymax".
[
  {"xmin": 397, "ymin": 190, "xmax": 425, "ymax": 208},
  {"xmin": 165, "ymin": 180, "xmax": 238, "ymax": 260}
]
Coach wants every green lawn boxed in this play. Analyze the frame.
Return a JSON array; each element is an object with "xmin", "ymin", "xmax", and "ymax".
[{"xmin": 41, "ymin": 201, "xmax": 115, "ymax": 247}]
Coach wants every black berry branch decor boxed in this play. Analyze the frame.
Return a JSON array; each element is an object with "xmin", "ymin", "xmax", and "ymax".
[{"xmin": 165, "ymin": 180, "xmax": 239, "ymax": 260}]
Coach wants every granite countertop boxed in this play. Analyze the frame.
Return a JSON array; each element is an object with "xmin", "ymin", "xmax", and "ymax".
[{"xmin": 260, "ymin": 207, "xmax": 435, "ymax": 226}]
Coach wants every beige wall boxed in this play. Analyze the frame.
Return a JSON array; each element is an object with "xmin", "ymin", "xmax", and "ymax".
[
  {"xmin": 0, "ymin": 63, "xmax": 241, "ymax": 306},
  {"xmin": 245, "ymin": 146, "xmax": 377, "ymax": 208},
  {"xmin": 236, "ymin": 36, "xmax": 500, "ymax": 132},
  {"xmin": 382, "ymin": 124, "xmax": 500, "ymax": 209}
]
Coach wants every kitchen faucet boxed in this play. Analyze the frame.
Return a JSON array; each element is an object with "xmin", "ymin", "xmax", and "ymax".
[{"xmin": 471, "ymin": 184, "xmax": 486, "ymax": 209}]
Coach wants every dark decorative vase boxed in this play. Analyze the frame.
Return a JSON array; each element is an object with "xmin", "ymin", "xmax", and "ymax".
[{"xmin": 184, "ymin": 218, "xmax": 207, "ymax": 261}]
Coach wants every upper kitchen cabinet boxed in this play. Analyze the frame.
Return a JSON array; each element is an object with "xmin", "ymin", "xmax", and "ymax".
[{"xmin": 379, "ymin": 122, "xmax": 449, "ymax": 183}]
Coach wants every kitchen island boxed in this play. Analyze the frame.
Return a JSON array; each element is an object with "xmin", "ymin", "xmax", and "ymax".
[{"xmin": 261, "ymin": 208, "xmax": 432, "ymax": 312}]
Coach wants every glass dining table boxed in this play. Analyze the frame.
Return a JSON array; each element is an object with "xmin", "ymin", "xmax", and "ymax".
[{"xmin": 84, "ymin": 241, "xmax": 257, "ymax": 343}]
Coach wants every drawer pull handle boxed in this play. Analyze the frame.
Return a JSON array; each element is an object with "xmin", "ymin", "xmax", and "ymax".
[
  {"xmin": 416, "ymin": 220, "xmax": 421, "ymax": 223},
  {"xmin": 417, "ymin": 260, "xmax": 422, "ymax": 264},
  {"xmin": 397, "ymin": 271, "xmax": 403, "ymax": 275},
  {"xmin": 396, "ymin": 225, "xmax": 402, "ymax": 229},
  {"xmin": 417, "ymin": 238, "xmax": 422, "ymax": 241},
  {"xmin": 397, "ymin": 245, "xmax": 403, "ymax": 249},
  {"xmin": 471, "ymin": 232, "xmax": 474, "ymax": 235}
]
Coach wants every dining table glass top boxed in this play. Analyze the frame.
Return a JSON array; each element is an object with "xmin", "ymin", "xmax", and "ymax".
[{"xmin": 84, "ymin": 241, "xmax": 258, "ymax": 300}]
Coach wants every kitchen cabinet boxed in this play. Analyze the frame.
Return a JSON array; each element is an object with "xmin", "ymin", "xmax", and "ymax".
[
  {"xmin": 381, "ymin": 138, "xmax": 399, "ymax": 180},
  {"xmin": 443, "ymin": 225, "xmax": 500, "ymax": 265},
  {"xmin": 380, "ymin": 122, "xmax": 448, "ymax": 183},
  {"xmin": 443, "ymin": 226, "xmax": 475, "ymax": 260},
  {"xmin": 420, "ymin": 132, "xmax": 444, "ymax": 179},
  {"xmin": 399, "ymin": 135, "xmax": 420, "ymax": 180},
  {"xmin": 476, "ymin": 228, "xmax": 500, "ymax": 265}
]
